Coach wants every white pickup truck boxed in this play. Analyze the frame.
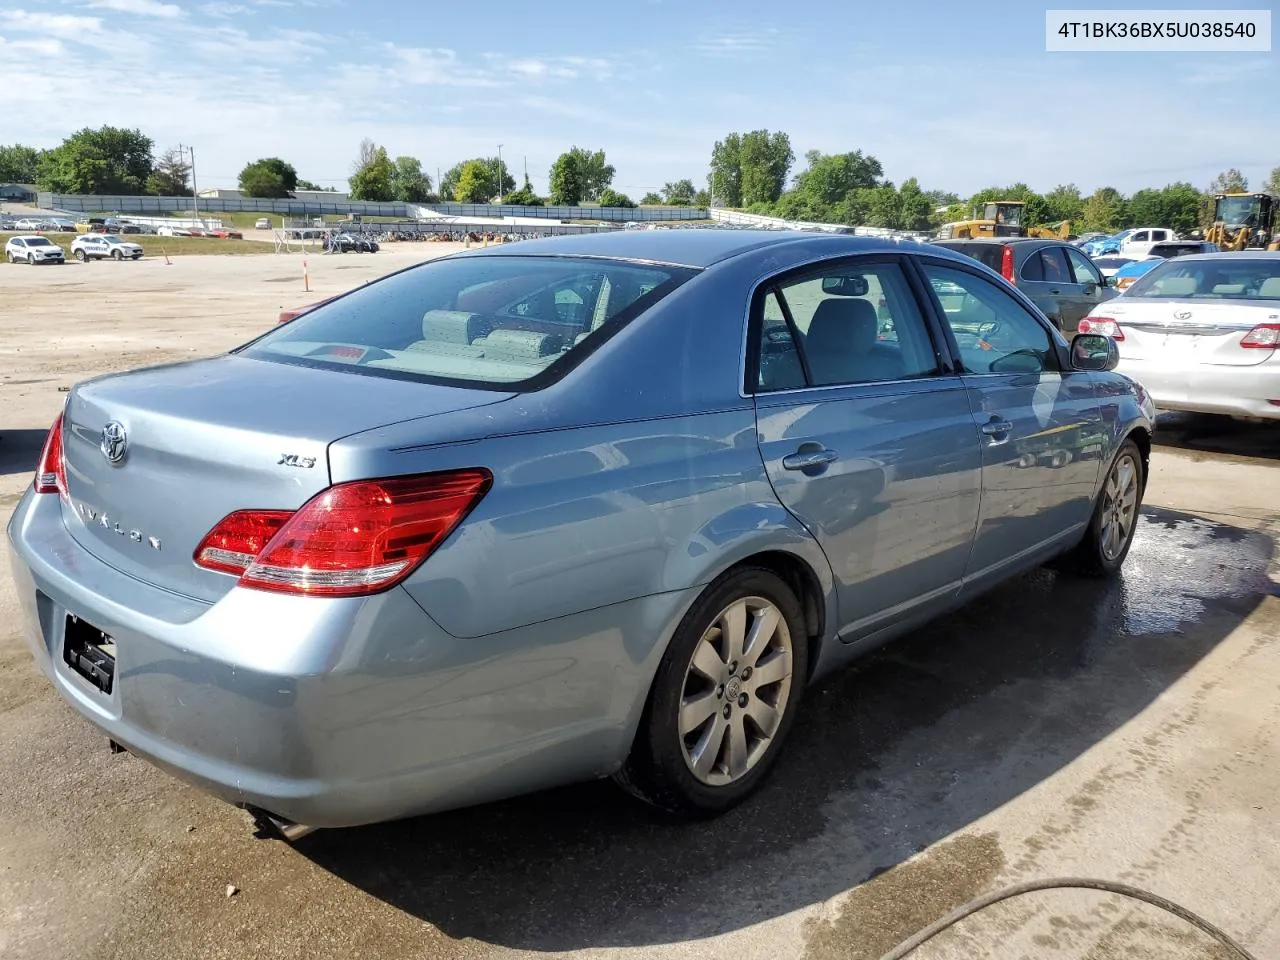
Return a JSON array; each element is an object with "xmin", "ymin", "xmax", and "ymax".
[{"xmin": 1118, "ymin": 227, "xmax": 1175, "ymax": 259}]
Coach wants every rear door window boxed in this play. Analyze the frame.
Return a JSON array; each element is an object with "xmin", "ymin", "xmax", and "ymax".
[
  {"xmin": 244, "ymin": 256, "xmax": 694, "ymax": 389},
  {"xmin": 1039, "ymin": 247, "xmax": 1072, "ymax": 285}
]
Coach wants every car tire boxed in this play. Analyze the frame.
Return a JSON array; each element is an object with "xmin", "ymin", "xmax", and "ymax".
[
  {"xmin": 132, "ymin": 253, "xmax": 142, "ymax": 260},
  {"xmin": 5, "ymin": 252, "xmax": 12, "ymax": 264},
  {"xmin": 1057, "ymin": 438, "xmax": 1144, "ymax": 577},
  {"xmin": 112, "ymin": 249, "xmax": 123, "ymax": 261},
  {"xmin": 27, "ymin": 254, "xmax": 35, "ymax": 265},
  {"xmin": 615, "ymin": 566, "xmax": 808, "ymax": 817},
  {"xmin": 75, "ymin": 249, "xmax": 87, "ymax": 262}
]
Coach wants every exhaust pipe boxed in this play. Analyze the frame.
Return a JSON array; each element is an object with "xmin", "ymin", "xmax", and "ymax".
[{"xmin": 243, "ymin": 805, "xmax": 320, "ymax": 843}]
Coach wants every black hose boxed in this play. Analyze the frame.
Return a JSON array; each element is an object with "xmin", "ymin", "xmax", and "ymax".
[{"xmin": 877, "ymin": 877, "xmax": 1259, "ymax": 960}]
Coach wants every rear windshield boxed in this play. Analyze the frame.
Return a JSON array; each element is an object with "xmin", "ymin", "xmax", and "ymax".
[
  {"xmin": 243, "ymin": 254, "xmax": 694, "ymax": 389},
  {"xmin": 1125, "ymin": 258, "xmax": 1280, "ymax": 300},
  {"xmin": 932, "ymin": 242, "xmax": 1004, "ymax": 271}
]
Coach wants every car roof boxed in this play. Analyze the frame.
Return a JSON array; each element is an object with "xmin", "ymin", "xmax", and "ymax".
[
  {"xmin": 933, "ymin": 237, "xmax": 1065, "ymax": 248},
  {"xmin": 454, "ymin": 228, "xmax": 965, "ymax": 269},
  {"xmin": 1145, "ymin": 251, "xmax": 1280, "ymax": 263}
]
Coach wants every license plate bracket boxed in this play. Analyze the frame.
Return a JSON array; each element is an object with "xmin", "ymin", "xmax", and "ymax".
[{"xmin": 63, "ymin": 615, "xmax": 116, "ymax": 694}]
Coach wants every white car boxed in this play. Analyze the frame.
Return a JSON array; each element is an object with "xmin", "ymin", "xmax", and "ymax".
[
  {"xmin": 5, "ymin": 235, "xmax": 66, "ymax": 264},
  {"xmin": 1080, "ymin": 252, "xmax": 1280, "ymax": 421},
  {"xmin": 71, "ymin": 233, "xmax": 144, "ymax": 261},
  {"xmin": 13, "ymin": 217, "xmax": 45, "ymax": 230},
  {"xmin": 1117, "ymin": 227, "xmax": 1175, "ymax": 260},
  {"xmin": 156, "ymin": 224, "xmax": 192, "ymax": 237}
]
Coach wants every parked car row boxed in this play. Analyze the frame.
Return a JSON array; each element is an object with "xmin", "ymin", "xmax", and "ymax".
[{"xmin": 3, "ymin": 233, "xmax": 146, "ymax": 264}]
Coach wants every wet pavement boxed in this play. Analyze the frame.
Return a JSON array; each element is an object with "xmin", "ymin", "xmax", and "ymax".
[{"xmin": 2, "ymin": 429, "xmax": 1278, "ymax": 959}]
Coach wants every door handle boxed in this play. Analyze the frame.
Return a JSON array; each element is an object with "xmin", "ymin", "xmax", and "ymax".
[
  {"xmin": 980, "ymin": 418, "xmax": 1013, "ymax": 437},
  {"xmin": 1048, "ymin": 289, "xmax": 1061, "ymax": 295},
  {"xmin": 782, "ymin": 448, "xmax": 839, "ymax": 471}
]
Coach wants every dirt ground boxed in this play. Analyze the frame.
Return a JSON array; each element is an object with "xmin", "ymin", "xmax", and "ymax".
[{"xmin": 1, "ymin": 249, "xmax": 1278, "ymax": 960}]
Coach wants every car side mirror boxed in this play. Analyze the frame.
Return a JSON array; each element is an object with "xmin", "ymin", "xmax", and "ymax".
[
  {"xmin": 1071, "ymin": 333, "xmax": 1119, "ymax": 372},
  {"xmin": 1100, "ymin": 275, "xmax": 1113, "ymax": 287}
]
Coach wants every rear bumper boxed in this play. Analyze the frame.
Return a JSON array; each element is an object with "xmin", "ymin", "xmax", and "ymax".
[
  {"xmin": 1118, "ymin": 356, "xmax": 1280, "ymax": 420},
  {"xmin": 7, "ymin": 489, "xmax": 690, "ymax": 827}
]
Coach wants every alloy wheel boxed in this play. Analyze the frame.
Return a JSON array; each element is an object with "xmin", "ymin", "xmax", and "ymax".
[
  {"xmin": 678, "ymin": 596, "xmax": 794, "ymax": 786},
  {"xmin": 1100, "ymin": 453, "xmax": 1139, "ymax": 561}
]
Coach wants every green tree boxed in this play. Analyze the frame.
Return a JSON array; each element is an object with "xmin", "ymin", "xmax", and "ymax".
[
  {"xmin": 1081, "ymin": 186, "xmax": 1127, "ymax": 233},
  {"xmin": 738, "ymin": 129, "xmax": 793, "ymax": 206},
  {"xmin": 708, "ymin": 133, "xmax": 742, "ymax": 207},
  {"xmin": 897, "ymin": 178, "xmax": 932, "ymax": 231},
  {"xmin": 146, "ymin": 147, "xmax": 191, "ymax": 196},
  {"xmin": 348, "ymin": 140, "xmax": 395, "ymax": 201},
  {"xmin": 923, "ymin": 189, "xmax": 960, "ymax": 208},
  {"xmin": 0, "ymin": 144, "xmax": 42, "ymax": 183},
  {"xmin": 388, "ymin": 155, "xmax": 432, "ymax": 202},
  {"xmin": 1126, "ymin": 182, "xmax": 1202, "ymax": 234},
  {"xmin": 440, "ymin": 157, "xmax": 513, "ymax": 202},
  {"xmin": 1207, "ymin": 168, "xmax": 1248, "ymax": 195},
  {"xmin": 1043, "ymin": 183, "xmax": 1084, "ymax": 224},
  {"xmin": 37, "ymin": 126, "xmax": 153, "ymax": 194},
  {"xmin": 694, "ymin": 188, "xmax": 711, "ymax": 207},
  {"xmin": 790, "ymin": 150, "xmax": 883, "ymax": 212},
  {"xmin": 597, "ymin": 188, "xmax": 636, "ymax": 208},
  {"xmin": 661, "ymin": 179, "xmax": 696, "ymax": 205},
  {"xmin": 548, "ymin": 147, "xmax": 614, "ymax": 204},
  {"xmin": 238, "ymin": 157, "xmax": 299, "ymax": 198},
  {"xmin": 454, "ymin": 160, "xmax": 495, "ymax": 203},
  {"xmin": 548, "ymin": 149, "xmax": 587, "ymax": 205},
  {"xmin": 859, "ymin": 183, "xmax": 902, "ymax": 228},
  {"xmin": 1265, "ymin": 166, "xmax": 1280, "ymax": 197},
  {"xmin": 504, "ymin": 176, "xmax": 542, "ymax": 205},
  {"xmin": 640, "ymin": 191, "xmax": 663, "ymax": 205},
  {"xmin": 295, "ymin": 178, "xmax": 325, "ymax": 191}
]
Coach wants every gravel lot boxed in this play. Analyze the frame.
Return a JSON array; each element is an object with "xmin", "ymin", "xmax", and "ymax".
[{"xmin": 1, "ymin": 249, "xmax": 1278, "ymax": 959}]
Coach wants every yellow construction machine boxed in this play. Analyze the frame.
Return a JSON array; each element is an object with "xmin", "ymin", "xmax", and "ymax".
[
  {"xmin": 935, "ymin": 201, "xmax": 1071, "ymax": 240},
  {"xmin": 1204, "ymin": 193, "xmax": 1280, "ymax": 250}
]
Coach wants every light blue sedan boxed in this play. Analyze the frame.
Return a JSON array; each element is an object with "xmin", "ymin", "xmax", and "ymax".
[{"xmin": 7, "ymin": 230, "xmax": 1154, "ymax": 833}]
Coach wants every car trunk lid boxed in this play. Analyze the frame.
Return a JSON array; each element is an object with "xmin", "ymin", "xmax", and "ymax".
[
  {"xmin": 1107, "ymin": 299, "xmax": 1280, "ymax": 366},
  {"xmin": 61, "ymin": 354, "xmax": 512, "ymax": 602}
]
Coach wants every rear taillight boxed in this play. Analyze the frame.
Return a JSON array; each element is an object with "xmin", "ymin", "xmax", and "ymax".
[
  {"xmin": 1239, "ymin": 323, "xmax": 1280, "ymax": 349},
  {"xmin": 1000, "ymin": 245, "xmax": 1015, "ymax": 285},
  {"xmin": 1078, "ymin": 317, "xmax": 1125, "ymax": 341},
  {"xmin": 194, "ymin": 469, "xmax": 492, "ymax": 597},
  {"xmin": 34, "ymin": 413, "xmax": 67, "ymax": 496}
]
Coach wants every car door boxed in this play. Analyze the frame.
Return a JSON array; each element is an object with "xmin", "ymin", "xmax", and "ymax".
[
  {"xmin": 916, "ymin": 260, "xmax": 1105, "ymax": 593},
  {"xmin": 752, "ymin": 256, "xmax": 983, "ymax": 641},
  {"xmin": 1123, "ymin": 230, "xmax": 1150, "ymax": 258},
  {"xmin": 1063, "ymin": 246, "xmax": 1111, "ymax": 332}
]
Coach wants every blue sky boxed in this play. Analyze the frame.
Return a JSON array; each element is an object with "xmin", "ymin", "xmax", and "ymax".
[{"xmin": 0, "ymin": 0, "xmax": 1276, "ymax": 198}]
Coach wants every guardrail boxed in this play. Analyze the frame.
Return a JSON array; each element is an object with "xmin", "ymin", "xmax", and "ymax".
[{"xmin": 39, "ymin": 193, "xmax": 710, "ymax": 222}]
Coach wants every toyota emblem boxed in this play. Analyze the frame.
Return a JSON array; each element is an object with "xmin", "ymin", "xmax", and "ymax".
[{"xmin": 100, "ymin": 421, "xmax": 128, "ymax": 464}]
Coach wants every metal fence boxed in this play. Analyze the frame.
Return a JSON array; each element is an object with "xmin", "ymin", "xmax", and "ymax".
[
  {"xmin": 312, "ymin": 220, "xmax": 623, "ymax": 239},
  {"xmin": 39, "ymin": 193, "xmax": 709, "ymax": 222}
]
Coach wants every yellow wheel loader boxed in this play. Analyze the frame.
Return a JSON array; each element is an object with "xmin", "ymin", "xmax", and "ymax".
[{"xmin": 1205, "ymin": 193, "xmax": 1280, "ymax": 251}]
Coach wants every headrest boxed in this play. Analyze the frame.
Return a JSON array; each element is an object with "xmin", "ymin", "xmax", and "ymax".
[
  {"xmin": 807, "ymin": 298, "xmax": 877, "ymax": 355},
  {"xmin": 1257, "ymin": 277, "xmax": 1280, "ymax": 298},
  {"xmin": 422, "ymin": 310, "xmax": 489, "ymax": 344},
  {"xmin": 1152, "ymin": 277, "xmax": 1197, "ymax": 297},
  {"xmin": 474, "ymin": 329, "xmax": 565, "ymax": 360}
]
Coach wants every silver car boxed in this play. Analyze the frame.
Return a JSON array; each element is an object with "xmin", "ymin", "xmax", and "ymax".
[
  {"xmin": 1081, "ymin": 252, "xmax": 1280, "ymax": 420},
  {"xmin": 8, "ymin": 232, "xmax": 1154, "ymax": 833}
]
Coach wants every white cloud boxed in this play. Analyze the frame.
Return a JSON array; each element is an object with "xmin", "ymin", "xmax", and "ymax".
[
  {"xmin": 200, "ymin": 2, "xmax": 249, "ymax": 16},
  {"xmin": 382, "ymin": 44, "xmax": 503, "ymax": 87},
  {"xmin": 691, "ymin": 30, "xmax": 778, "ymax": 57},
  {"xmin": 0, "ymin": 34, "xmax": 69, "ymax": 57},
  {"xmin": 0, "ymin": 11, "xmax": 105, "ymax": 36},
  {"xmin": 87, "ymin": 0, "xmax": 182, "ymax": 18},
  {"xmin": 493, "ymin": 55, "xmax": 612, "ymax": 80}
]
